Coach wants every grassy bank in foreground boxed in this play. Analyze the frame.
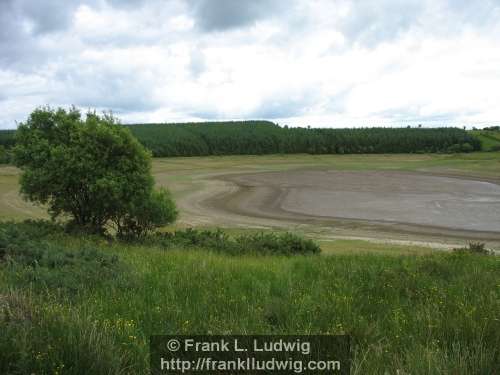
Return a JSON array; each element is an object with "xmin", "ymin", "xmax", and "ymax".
[{"xmin": 1, "ymin": 222, "xmax": 499, "ymax": 374}]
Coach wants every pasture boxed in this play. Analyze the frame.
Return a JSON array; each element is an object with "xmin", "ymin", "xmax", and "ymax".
[
  {"xmin": 471, "ymin": 129, "xmax": 500, "ymax": 151},
  {"xmin": 1, "ymin": 152, "xmax": 499, "ymax": 374},
  {"xmin": 0, "ymin": 221, "xmax": 498, "ymax": 374}
]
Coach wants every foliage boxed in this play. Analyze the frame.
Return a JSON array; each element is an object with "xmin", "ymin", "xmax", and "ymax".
[
  {"xmin": 114, "ymin": 188, "xmax": 178, "ymax": 240},
  {"xmin": 235, "ymin": 231, "xmax": 321, "ymax": 255},
  {"xmin": 127, "ymin": 122, "xmax": 481, "ymax": 156},
  {"xmin": 0, "ymin": 222, "xmax": 499, "ymax": 374},
  {"xmin": 12, "ymin": 107, "xmax": 176, "ymax": 236},
  {"xmin": 154, "ymin": 228, "xmax": 321, "ymax": 255},
  {"xmin": 1, "ymin": 121, "xmax": 483, "ymax": 160},
  {"xmin": 453, "ymin": 241, "xmax": 493, "ymax": 255},
  {"xmin": 0, "ymin": 221, "xmax": 124, "ymax": 295},
  {"xmin": 0, "ymin": 130, "xmax": 16, "ymax": 148},
  {"xmin": 0, "ymin": 145, "xmax": 13, "ymax": 164},
  {"xmin": 470, "ymin": 129, "xmax": 500, "ymax": 151}
]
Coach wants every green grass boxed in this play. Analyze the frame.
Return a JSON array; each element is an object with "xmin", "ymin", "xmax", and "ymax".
[
  {"xmin": 1, "ymin": 153, "xmax": 499, "ymax": 373},
  {"xmin": 471, "ymin": 130, "xmax": 500, "ymax": 151},
  {"xmin": 1, "ymin": 222, "xmax": 499, "ymax": 374}
]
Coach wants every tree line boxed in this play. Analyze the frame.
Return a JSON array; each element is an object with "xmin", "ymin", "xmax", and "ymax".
[
  {"xmin": 1, "ymin": 120, "xmax": 481, "ymax": 162},
  {"xmin": 126, "ymin": 121, "xmax": 480, "ymax": 156}
]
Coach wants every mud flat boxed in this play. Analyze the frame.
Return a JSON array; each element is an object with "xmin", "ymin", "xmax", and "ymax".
[{"xmin": 197, "ymin": 170, "xmax": 500, "ymax": 244}]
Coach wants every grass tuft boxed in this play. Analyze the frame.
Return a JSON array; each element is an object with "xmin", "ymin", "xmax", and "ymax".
[{"xmin": 0, "ymin": 221, "xmax": 498, "ymax": 374}]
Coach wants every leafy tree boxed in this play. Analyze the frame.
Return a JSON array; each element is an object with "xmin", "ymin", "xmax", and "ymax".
[
  {"xmin": 14, "ymin": 107, "xmax": 177, "ymax": 236},
  {"xmin": 113, "ymin": 187, "xmax": 178, "ymax": 240}
]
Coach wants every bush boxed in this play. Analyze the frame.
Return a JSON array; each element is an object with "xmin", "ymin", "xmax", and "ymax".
[
  {"xmin": 236, "ymin": 232, "xmax": 321, "ymax": 255},
  {"xmin": 115, "ymin": 188, "xmax": 178, "ymax": 240},
  {"xmin": 154, "ymin": 229, "xmax": 321, "ymax": 255},
  {"xmin": 0, "ymin": 221, "xmax": 124, "ymax": 294},
  {"xmin": 13, "ymin": 107, "xmax": 177, "ymax": 238},
  {"xmin": 453, "ymin": 242, "xmax": 493, "ymax": 255},
  {"xmin": 460, "ymin": 142, "xmax": 474, "ymax": 152}
]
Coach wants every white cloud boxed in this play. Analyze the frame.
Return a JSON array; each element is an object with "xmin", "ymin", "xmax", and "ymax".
[{"xmin": 1, "ymin": 0, "xmax": 500, "ymax": 129}]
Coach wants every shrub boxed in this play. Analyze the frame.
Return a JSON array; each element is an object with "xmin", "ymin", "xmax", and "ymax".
[
  {"xmin": 236, "ymin": 232, "xmax": 321, "ymax": 255},
  {"xmin": 154, "ymin": 229, "xmax": 321, "ymax": 255},
  {"xmin": 452, "ymin": 242, "xmax": 493, "ymax": 255},
  {"xmin": 0, "ymin": 221, "xmax": 124, "ymax": 294},
  {"xmin": 114, "ymin": 188, "xmax": 178, "ymax": 240},
  {"xmin": 13, "ymin": 107, "xmax": 177, "ymax": 238},
  {"xmin": 460, "ymin": 142, "xmax": 474, "ymax": 152}
]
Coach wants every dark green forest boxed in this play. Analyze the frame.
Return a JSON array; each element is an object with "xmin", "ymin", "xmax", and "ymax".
[
  {"xmin": 126, "ymin": 121, "xmax": 480, "ymax": 156},
  {"xmin": 0, "ymin": 121, "xmax": 481, "ymax": 162}
]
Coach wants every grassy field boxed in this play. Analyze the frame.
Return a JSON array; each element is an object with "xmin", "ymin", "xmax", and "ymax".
[
  {"xmin": 1, "ymin": 221, "xmax": 499, "ymax": 374},
  {"xmin": 471, "ymin": 130, "xmax": 500, "ymax": 151},
  {"xmin": 1, "ymin": 153, "xmax": 499, "ymax": 374}
]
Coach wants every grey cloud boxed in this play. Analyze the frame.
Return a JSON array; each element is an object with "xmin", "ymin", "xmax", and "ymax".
[
  {"xmin": 105, "ymin": 0, "xmax": 148, "ymax": 8},
  {"xmin": 324, "ymin": 90, "xmax": 351, "ymax": 114},
  {"xmin": 185, "ymin": 90, "xmax": 317, "ymax": 120},
  {"xmin": 188, "ymin": 47, "xmax": 206, "ymax": 77},
  {"xmin": 0, "ymin": 0, "xmax": 499, "ymax": 129},
  {"xmin": 188, "ymin": 109, "xmax": 220, "ymax": 120},
  {"xmin": 372, "ymin": 108, "xmax": 476, "ymax": 126},
  {"xmin": 192, "ymin": 0, "xmax": 285, "ymax": 31},
  {"xmin": 53, "ymin": 65, "xmax": 159, "ymax": 113},
  {"xmin": 251, "ymin": 90, "xmax": 319, "ymax": 119},
  {"xmin": 0, "ymin": 0, "xmax": 82, "ymax": 69},
  {"xmin": 0, "ymin": 0, "xmax": 80, "ymax": 39},
  {"xmin": 436, "ymin": 0, "xmax": 500, "ymax": 35},
  {"xmin": 445, "ymin": 0, "xmax": 500, "ymax": 24},
  {"xmin": 340, "ymin": 0, "xmax": 423, "ymax": 47},
  {"xmin": 20, "ymin": 0, "xmax": 80, "ymax": 34},
  {"xmin": 338, "ymin": 0, "xmax": 500, "ymax": 48}
]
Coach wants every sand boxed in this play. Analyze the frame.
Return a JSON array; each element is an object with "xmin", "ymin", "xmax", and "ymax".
[
  {"xmin": 194, "ymin": 170, "xmax": 500, "ymax": 243},
  {"xmin": 225, "ymin": 170, "xmax": 500, "ymax": 232}
]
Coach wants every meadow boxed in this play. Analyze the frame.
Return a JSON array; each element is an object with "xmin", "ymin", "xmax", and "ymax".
[
  {"xmin": 1, "ymin": 152, "xmax": 499, "ymax": 374},
  {"xmin": 471, "ymin": 129, "xmax": 500, "ymax": 151},
  {"xmin": 1, "ymin": 221, "xmax": 499, "ymax": 374}
]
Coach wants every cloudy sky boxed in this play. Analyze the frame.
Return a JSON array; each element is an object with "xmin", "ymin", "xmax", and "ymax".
[{"xmin": 1, "ymin": 0, "xmax": 500, "ymax": 129}]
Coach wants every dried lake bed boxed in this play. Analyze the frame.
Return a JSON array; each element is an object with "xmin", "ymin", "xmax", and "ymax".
[
  {"xmin": 3, "ymin": 153, "xmax": 500, "ymax": 249},
  {"xmin": 221, "ymin": 170, "xmax": 500, "ymax": 232},
  {"xmin": 179, "ymin": 168, "xmax": 500, "ymax": 248}
]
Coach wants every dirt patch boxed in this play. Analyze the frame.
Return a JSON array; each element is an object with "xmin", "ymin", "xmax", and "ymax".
[
  {"xmin": 187, "ymin": 170, "xmax": 500, "ymax": 247},
  {"xmin": 228, "ymin": 170, "xmax": 500, "ymax": 232}
]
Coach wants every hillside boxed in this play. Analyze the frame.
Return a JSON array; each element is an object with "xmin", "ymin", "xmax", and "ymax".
[
  {"xmin": 126, "ymin": 122, "xmax": 480, "ymax": 156},
  {"xmin": 1, "ymin": 123, "xmax": 481, "ymax": 161},
  {"xmin": 1, "ymin": 221, "xmax": 498, "ymax": 374},
  {"xmin": 472, "ymin": 129, "xmax": 500, "ymax": 151}
]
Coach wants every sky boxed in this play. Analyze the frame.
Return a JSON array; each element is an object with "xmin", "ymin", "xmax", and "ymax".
[{"xmin": 1, "ymin": 0, "xmax": 500, "ymax": 129}]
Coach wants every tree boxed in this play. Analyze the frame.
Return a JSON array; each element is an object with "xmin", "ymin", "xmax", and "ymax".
[
  {"xmin": 113, "ymin": 187, "xmax": 178, "ymax": 239},
  {"xmin": 14, "ymin": 107, "xmax": 177, "ymax": 236}
]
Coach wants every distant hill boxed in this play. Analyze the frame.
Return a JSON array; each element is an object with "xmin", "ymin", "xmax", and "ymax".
[
  {"xmin": 1, "ymin": 121, "xmax": 482, "ymax": 160},
  {"xmin": 126, "ymin": 121, "xmax": 480, "ymax": 156},
  {"xmin": 471, "ymin": 129, "xmax": 500, "ymax": 151}
]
